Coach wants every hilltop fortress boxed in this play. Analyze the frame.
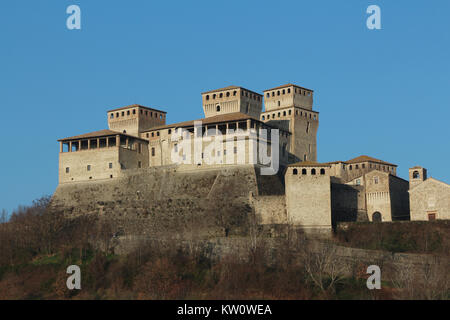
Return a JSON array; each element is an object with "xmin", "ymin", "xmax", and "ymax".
[{"xmin": 51, "ymin": 83, "xmax": 450, "ymax": 238}]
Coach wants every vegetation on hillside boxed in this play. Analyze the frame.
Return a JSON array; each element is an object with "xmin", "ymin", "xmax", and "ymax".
[{"xmin": 0, "ymin": 197, "xmax": 448, "ymax": 300}]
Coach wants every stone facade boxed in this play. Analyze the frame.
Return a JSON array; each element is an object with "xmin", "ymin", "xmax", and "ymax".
[
  {"xmin": 53, "ymin": 83, "xmax": 444, "ymax": 238},
  {"xmin": 409, "ymin": 167, "xmax": 450, "ymax": 221}
]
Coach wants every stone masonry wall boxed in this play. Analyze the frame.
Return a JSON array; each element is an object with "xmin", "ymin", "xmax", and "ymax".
[{"xmin": 50, "ymin": 165, "xmax": 285, "ymax": 239}]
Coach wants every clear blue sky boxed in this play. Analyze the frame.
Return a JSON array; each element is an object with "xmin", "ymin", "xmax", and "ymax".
[{"xmin": 0, "ymin": 1, "xmax": 449, "ymax": 213}]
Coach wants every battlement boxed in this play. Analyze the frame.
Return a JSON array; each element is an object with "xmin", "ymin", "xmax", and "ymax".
[
  {"xmin": 201, "ymin": 86, "xmax": 262, "ymax": 119},
  {"xmin": 107, "ymin": 104, "xmax": 167, "ymax": 137},
  {"xmin": 263, "ymin": 84, "xmax": 313, "ymax": 112}
]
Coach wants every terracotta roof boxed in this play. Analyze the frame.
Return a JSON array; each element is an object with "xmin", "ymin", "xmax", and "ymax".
[
  {"xmin": 142, "ymin": 112, "xmax": 290, "ymax": 133},
  {"xmin": 325, "ymin": 155, "xmax": 396, "ymax": 167},
  {"xmin": 264, "ymin": 83, "xmax": 314, "ymax": 92},
  {"xmin": 345, "ymin": 155, "xmax": 396, "ymax": 167},
  {"xmin": 288, "ymin": 161, "xmax": 331, "ymax": 167},
  {"xmin": 58, "ymin": 129, "xmax": 147, "ymax": 142},
  {"xmin": 201, "ymin": 86, "xmax": 262, "ymax": 96},
  {"xmin": 107, "ymin": 104, "xmax": 167, "ymax": 114}
]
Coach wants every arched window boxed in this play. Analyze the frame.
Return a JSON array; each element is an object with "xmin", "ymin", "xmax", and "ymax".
[
  {"xmin": 413, "ymin": 171, "xmax": 420, "ymax": 179},
  {"xmin": 219, "ymin": 93, "xmax": 223, "ymax": 98},
  {"xmin": 226, "ymin": 92, "xmax": 230, "ymax": 97},
  {"xmin": 262, "ymin": 116, "xmax": 265, "ymax": 120},
  {"xmin": 293, "ymin": 169, "xmax": 298, "ymax": 175},
  {"xmin": 213, "ymin": 94, "xmax": 216, "ymax": 99},
  {"xmin": 302, "ymin": 169, "xmax": 307, "ymax": 175},
  {"xmin": 277, "ymin": 91, "xmax": 280, "ymax": 96},
  {"xmin": 320, "ymin": 169, "xmax": 325, "ymax": 175},
  {"xmin": 282, "ymin": 89, "xmax": 285, "ymax": 94},
  {"xmin": 233, "ymin": 91, "xmax": 237, "ymax": 96},
  {"xmin": 311, "ymin": 169, "xmax": 316, "ymax": 175},
  {"xmin": 372, "ymin": 212, "xmax": 382, "ymax": 222},
  {"xmin": 216, "ymin": 105, "xmax": 221, "ymax": 112},
  {"xmin": 266, "ymin": 93, "xmax": 270, "ymax": 98},
  {"xmin": 206, "ymin": 95, "xmax": 209, "ymax": 100}
]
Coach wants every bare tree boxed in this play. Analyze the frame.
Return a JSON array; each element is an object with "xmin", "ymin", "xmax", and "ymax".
[{"xmin": 302, "ymin": 241, "xmax": 346, "ymax": 295}]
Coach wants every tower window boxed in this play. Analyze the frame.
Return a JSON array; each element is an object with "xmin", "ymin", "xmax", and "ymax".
[
  {"xmin": 311, "ymin": 169, "xmax": 316, "ymax": 175},
  {"xmin": 151, "ymin": 148, "xmax": 155, "ymax": 156},
  {"xmin": 233, "ymin": 91, "xmax": 237, "ymax": 96},
  {"xmin": 127, "ymin": 110, "xmax": 130, "ymax": 115},
  {"xmin": 110, "ymin": 113, "xmax": 114, "ymax": 119},
  {"xmin": 302, "ymin": 169, "xmax": 307, "ymax": 175},
  {"xmin": 293, "ymin": 169, "xmax": 298, "ymax": 175},
  {"xmin": 413, "ymin": 171, "xmax": 420, "ymax": 179},
  {"xmin": 226, "ymin": 92, "xmax": 230, "ymax": 97},
  {"xmin": 287, "ymin": 88, "xmax": 291, "ymax": 93},
  {"xmin": 65, "ymin": 167, "xmax": 70, "ymax": 173},
  {"xmin": 116, "ymin": 112, "xmax": 119, "ymax": 118},
  {"xmin": 133, "ymin": 109, "xmax": 136, "ymax": 114},
  {"xmin": 262, "ymin": 116, "xmax": 265, "ymax": 120},
  {"xmin": 266, "ymin": 93, "xmax": 270, "ymax": 98},
  {"xmin": 219, "ymin": 93, "xmax": 223, "ymax": 98},
  {"xmin": 213, "ymin": 94, "xmax": 216, "ymax": 99},
  {"xmin": 320, "ymin": 169, "xmax": 325, "ymax": 175},
  {"xmin": 216, "ymin": 105, "xmax": 221, "ymax": 112},
  {"xmin": 206, "ymin": 95, "xmax": 209, "ymax": 100},
  {"xmin": 282, "ymin": 89, "xmax": 285, "ymax": 94}
]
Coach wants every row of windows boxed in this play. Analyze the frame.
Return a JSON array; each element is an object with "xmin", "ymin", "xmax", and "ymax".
[
  {"xmin": 261, "ymin": 109, "xmax": 317, "ymax": 121},
  {"xmin": 343, "ymin": 163, "xmax": 394, "ymax": 172},
  {"xmin": 292, "ymin": 168, "xmax": 326, "ymax": 175},
  {"xmin": 266, "ymin": 87, "xmax": 312, "ymax": 98},
  {"xmin": 205, "ymin": 90, "xmax": 261, "ymax": 102},
  {"xmin": 109, "ymin": 109, "xmax": 164, "ymax": 120},
  {"xmin": 65, "ymin": 161, "xmax": 144, "ymax": 174}
]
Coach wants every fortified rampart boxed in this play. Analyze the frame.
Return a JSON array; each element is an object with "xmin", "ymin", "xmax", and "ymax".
[{"xmin": 50, "ymin": 165, "xmax": 286, "ymax": 239}]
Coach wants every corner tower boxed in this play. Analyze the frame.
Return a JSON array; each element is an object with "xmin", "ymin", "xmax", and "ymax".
[
  {"xmin": 201, "ymin": 86, "xmax": 262, "ymax": 119},
  {"xmin": 260, "ymin": 84, "xmax": 318, "ymax": 163},
  {"xmin": 107, "ymin": 104, "xmax": 167, "ymax": 137}
]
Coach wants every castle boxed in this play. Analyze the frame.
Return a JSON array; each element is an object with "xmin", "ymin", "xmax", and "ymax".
[{"xmin": 54, "ymin": 83, "xmax": 449, "ymax": 235}]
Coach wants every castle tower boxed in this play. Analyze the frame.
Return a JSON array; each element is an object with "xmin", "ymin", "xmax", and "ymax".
[
  {"xmin": 260, "ymin": 84, "xmax": 318, "ymax": 163},
  {"xmin": 285, "ymin": 162, "xmax": 332, "ymax": 233},
  {"xmin": 201, "ymin": 86, "xmax": 262, "ymax": 119},
  {"xmin": 409, "ymin": 166, "xmax": 427, "ymax": 189},
  {"xmin": 107, "ymin": 104, "xmax": 166, "ymax": 137}
]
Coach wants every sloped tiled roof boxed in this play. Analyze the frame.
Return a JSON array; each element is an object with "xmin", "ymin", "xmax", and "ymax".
[
  {"xmin": 58, "ymin": 129, "xmax": 147, "ymax": 142},
  {"xmin": 201, "ymin": 86, "xmax": 262, "ymax": 96},
  {"xmin": 345, "ymin": 155, "xmax": 396, "ymax": 166},
  {"xmin": 264, "ymin": 83, "xmax": 314, "ymax": 92},
  {"xmin": 326, "ymin": 155, "xmax": 397, "ymax": 167},
  {"xmin": 141, "ymin": 112, "xmax": 289, "ymax": 133},
  {"xmin": 107, "ymin": 104, "xmax": 167, "ymax": 114}
]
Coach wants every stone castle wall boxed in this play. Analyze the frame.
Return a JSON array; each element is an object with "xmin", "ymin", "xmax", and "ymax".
[{"xmin": 50, "ymin": 165, "xmax": 287, "ymax": 239}]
